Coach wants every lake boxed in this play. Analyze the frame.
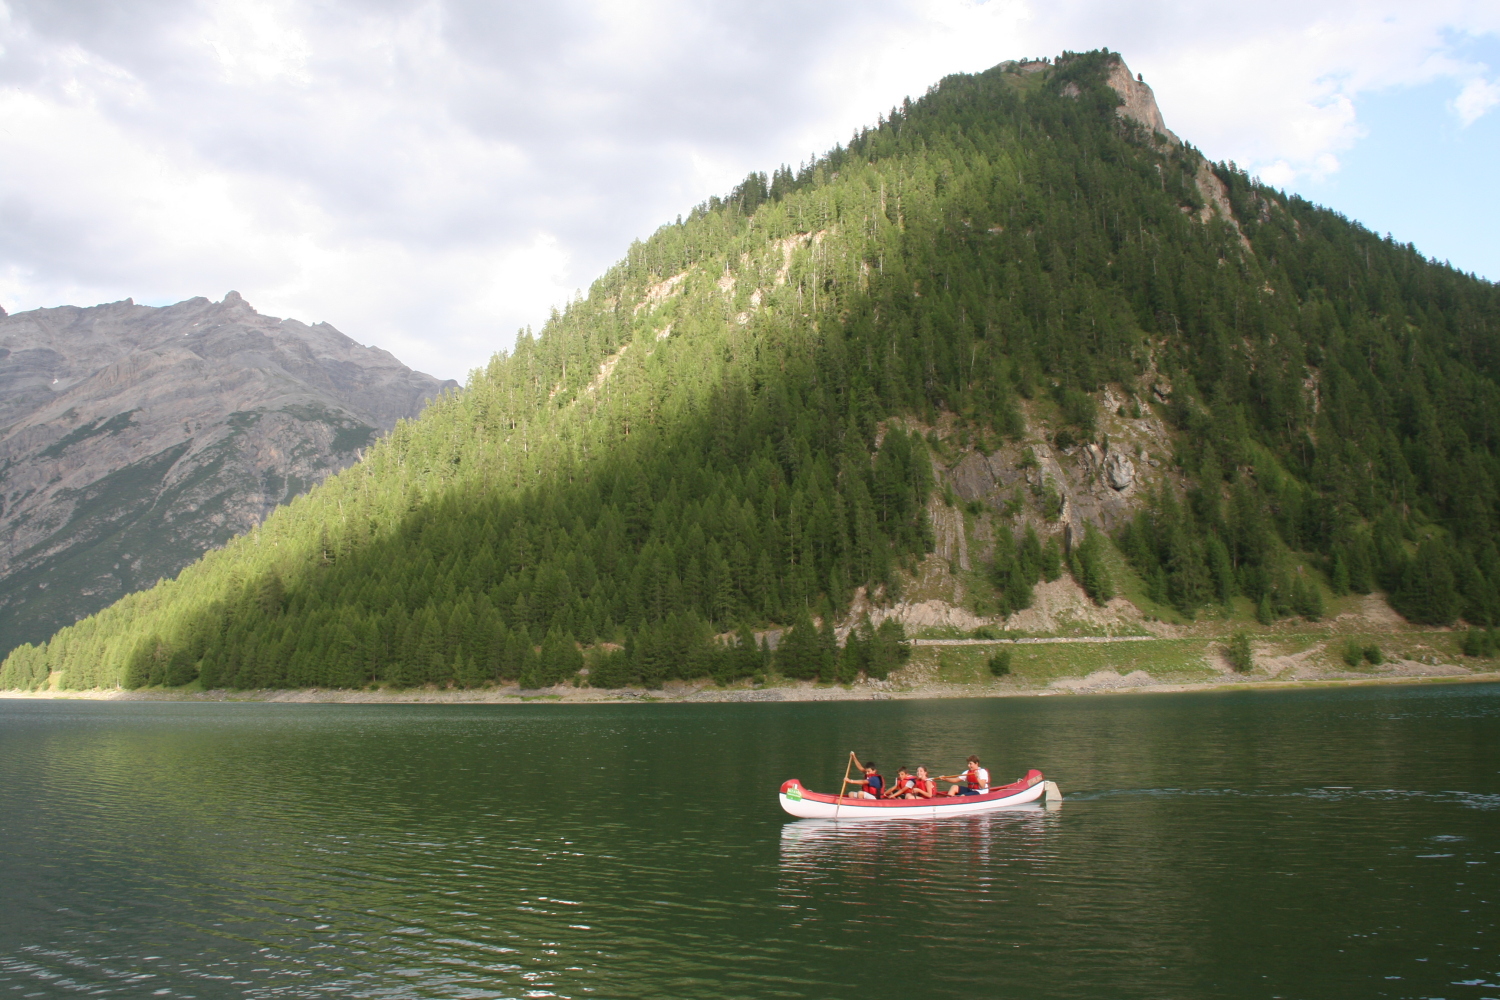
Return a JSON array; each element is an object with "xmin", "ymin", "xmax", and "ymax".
[{"xmin": 1, "ymin": 684, "xmax": 1496, "ymax": 999}]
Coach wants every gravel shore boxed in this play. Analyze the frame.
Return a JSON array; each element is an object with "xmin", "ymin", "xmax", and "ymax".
[{"xmin": 6, "ymin": 669, "xmax": 1497, "ymax": 704}]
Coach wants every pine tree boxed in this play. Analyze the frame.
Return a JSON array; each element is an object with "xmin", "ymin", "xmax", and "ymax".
[
  {"xmin": 1071, "ymin": 526, "xmax": 1114, "ymax": 605},
  {"xmin": 776, "ymin": 610, "xmax": 820, "ymax": 680}
]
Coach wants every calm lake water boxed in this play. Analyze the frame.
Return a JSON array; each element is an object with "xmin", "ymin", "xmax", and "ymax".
[{"xmin": 1, "ymin": 685, "xmax": 1496, "ymax": 1000}]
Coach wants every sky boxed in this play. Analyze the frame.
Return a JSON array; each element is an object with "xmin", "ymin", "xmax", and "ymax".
[{"xmin": 1, "ymin": 1, "xmax": 1497, "ymax": 383}]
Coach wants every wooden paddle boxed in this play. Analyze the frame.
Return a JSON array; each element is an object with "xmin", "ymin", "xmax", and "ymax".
[
  {"xmin": 833, "ymin": 751, "xmax": 857, "ymax": 819},
  {"xmin": 938, "ymin": 768, "xmax": 991, "ymax": 793}
]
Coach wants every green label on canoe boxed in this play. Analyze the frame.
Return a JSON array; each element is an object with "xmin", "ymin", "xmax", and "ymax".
[{"xmin": 786, "ymin": 786, "xmax": 802, "ymax": 801}]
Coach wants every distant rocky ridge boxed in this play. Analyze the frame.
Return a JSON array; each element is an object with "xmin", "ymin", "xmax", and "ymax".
[{"xmin": 0, "ymin": 292, "xmax": 455, "ymax": 654}]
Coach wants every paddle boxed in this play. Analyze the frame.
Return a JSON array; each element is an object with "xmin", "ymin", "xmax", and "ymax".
[
  {"xmin": 834, "ymin": 751, "xmax": 858, "ymax": 819},
  {"xmin": 937, "ymin": 765, "xmax": 989, "ymax": 793}
]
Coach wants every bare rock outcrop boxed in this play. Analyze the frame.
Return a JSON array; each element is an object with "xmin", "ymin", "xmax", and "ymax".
[
  {"xmin": 1103, "ymin": 57, "xmax": 1179, "ymax": 144},
  {"xmin": 1104, "ymin": 452, "xmax": 1135, "ymax": 491},
  {"xmin": 1100, "ymin": 56, "xmax": 1246, "ymax": 242},
  {"xmin": 0, "ymin": 293, "xmax": 456, "ymax": 654}
]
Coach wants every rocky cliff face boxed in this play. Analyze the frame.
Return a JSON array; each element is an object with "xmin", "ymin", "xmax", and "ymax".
[
  {"xmin": 1103, "ymin": 56, "xmax": 1178, "ymax": 144},
  {"xmin": 1100, "ymin": 56, "xmax": 1242, "ymax": 234},
  {"xmin": 0, "ymin": 292, "xmax": 455, "ymax": 654}
]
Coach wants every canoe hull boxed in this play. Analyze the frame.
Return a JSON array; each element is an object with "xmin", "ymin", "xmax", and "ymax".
[{"xmin": 778, "ymin": 770, "xmax": 1046, "ymax": 820}]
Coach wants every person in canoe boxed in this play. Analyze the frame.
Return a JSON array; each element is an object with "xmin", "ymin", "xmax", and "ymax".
[
  {"xmin": 943, "ymin": 755, "xmax": 990, "ymax": 796},
  {"xmin": 849, "ymin": 754, "xmax": 884, "ymax": 799},
  {"xmin": 889, "ymin": 765, "xmax": 937, "ymax": 799},
  {"xmin": 885, "ymin": 766, "xmax": 917, "ymax": 798}
]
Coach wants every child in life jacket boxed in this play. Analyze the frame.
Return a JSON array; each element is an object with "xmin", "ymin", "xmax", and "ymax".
[
  {"xmin": 890, "ymin": 766, "xmax": 937, "ymax": 799},
  {"xmin": 849, "ymin": 754, "xmax": 884, "ymax": 799},
  {"xmin": 858, "ymin": 762, "xmax": 884, "ymax": 799},
  {"xmin": 886, "ymin": 766, "xmax": 918, "ymax": 798},
  {"xmin": 945, "ymin": 755, "xmax": 990, "ymax": 796}
]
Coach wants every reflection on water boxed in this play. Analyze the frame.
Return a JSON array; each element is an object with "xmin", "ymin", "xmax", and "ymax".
[
  {"xmin": 779, "ymin": 807, "xmax": 1053, "ymax": 858},
  {"xmin": 0, "ymin": 685, "xmax": 1497, "ymax": 999},
  {"xmin": 777, "ymin": 810, "xmax": 1061, "ymax": 950}
]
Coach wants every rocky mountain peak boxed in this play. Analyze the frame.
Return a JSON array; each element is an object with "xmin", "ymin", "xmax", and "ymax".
[
  {"xmin": 1090, "ymin": 54, "xmax": 1242, "ymax": 236},
  {"xmin": 0, "ymin": 295, "xmax": 456, "ymax": 655},
  {"xmin": 1103, "ymin": 56, "xmax": 1179, "ymax": 144}
]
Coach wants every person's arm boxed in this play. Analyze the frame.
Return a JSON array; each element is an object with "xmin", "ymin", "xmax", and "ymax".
[{"xmin": 839, "ymin": 754, "xmax": 865, "ymax": 794}]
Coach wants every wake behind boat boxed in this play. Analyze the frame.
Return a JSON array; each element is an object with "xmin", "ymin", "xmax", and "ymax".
[{"xmin": 778, "ymin": 769, "xmax": 1061, "ymax": 820}]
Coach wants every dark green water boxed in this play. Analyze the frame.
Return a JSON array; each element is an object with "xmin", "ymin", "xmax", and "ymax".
[{"xmin": 0, "ymin": 685, "xmax": 1496, "ymax": 1000}]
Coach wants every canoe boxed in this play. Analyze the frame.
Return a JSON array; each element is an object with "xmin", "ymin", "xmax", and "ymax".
[{"xmin": 778, "ymin": 769, "xmax": 1049, "ymax": 820}]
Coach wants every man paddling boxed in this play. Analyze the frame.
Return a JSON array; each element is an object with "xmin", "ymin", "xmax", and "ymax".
[{"xmin": 942, "ymin": 755, "xmax": 990, "ymax": 796}]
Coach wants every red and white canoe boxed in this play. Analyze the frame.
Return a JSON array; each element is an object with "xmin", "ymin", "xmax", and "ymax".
[{"xmin": 778, "ymin": 769, "xmax": 1057, "ymax": 820}]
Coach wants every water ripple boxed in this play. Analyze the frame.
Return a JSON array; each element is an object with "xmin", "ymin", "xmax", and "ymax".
[{"xmin": 2, "ymin": 690, "xmax": 1497, "ymax": 999}]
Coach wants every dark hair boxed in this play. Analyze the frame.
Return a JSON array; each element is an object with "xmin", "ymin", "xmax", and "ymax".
[
  {"xmin": 967, "ymin": 755, "xmax": 981, "ymax": 764},
  {"xmin": 897, "ymin": 765, "xmax": 910, "ymax": 772},
  {"xmin": 864, "ymin": 761, "xmax": 877, "ymax": 769}
]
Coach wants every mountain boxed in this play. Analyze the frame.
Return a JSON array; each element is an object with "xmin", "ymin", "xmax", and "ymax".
[
  {"xmin": 5, "ymin": 49, "xmax": 1499, "ymax": 693},
  {"xmin": 0, "ymin": 292, "xmax": 455, "ymax": 656}
]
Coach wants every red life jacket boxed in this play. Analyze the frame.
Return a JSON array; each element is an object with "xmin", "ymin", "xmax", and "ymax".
[
  {"xmin": 966, "ymin": 766, "xmax": 984, "ymax": 790},
  {"xmin": 862, "ymin": 773, "xmax": 884, "ymax": 797}
]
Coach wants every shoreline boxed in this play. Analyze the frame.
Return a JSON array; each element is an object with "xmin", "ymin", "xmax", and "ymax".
[{"xmin": 4, "ymin": 670, "xmax": 1497, "ymax": 705}]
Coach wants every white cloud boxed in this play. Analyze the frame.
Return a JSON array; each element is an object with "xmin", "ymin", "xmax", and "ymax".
[
  {"xmin": 0, "ymin": 0, "xmax": 1496, "ymax": 381},
  {"xmin": 197, "ymin": 1, "xmax": 312, "ymax": 86},
  {"xmin": 1455, "ymin": 76, "xmax": 1500, "ymax": 125}
]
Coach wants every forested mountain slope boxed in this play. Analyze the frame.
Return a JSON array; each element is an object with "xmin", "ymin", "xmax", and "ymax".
[
  {"xmin": 0, "ymin": 293, "xmax": 453, "ymax": 658},
  {"xmin": 5, "ymin": 50, "xmax": 1499, "ymax": 693}
]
